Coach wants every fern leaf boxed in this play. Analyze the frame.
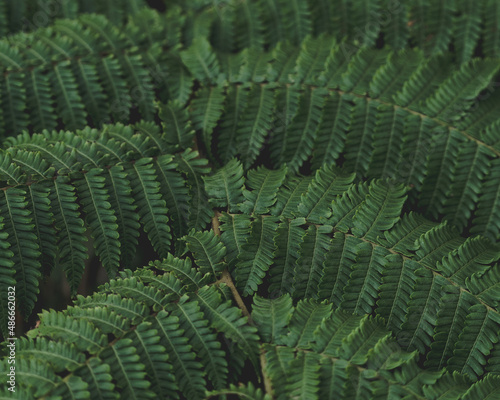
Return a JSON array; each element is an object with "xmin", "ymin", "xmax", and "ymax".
[
  {"xmin": 204, "ymin": 158, "xmax": 245, "ymax": 212},
  {"xmin": 291, "ymin": 224, "xmax": 332, "ymax": 299},
  {"xmin": 272, "ymin": 175, "xmax": 313, "ymax": 218},
  {"xmin": 296, "ymin": 165, "xmax": 355, "ymax": 224},
  {"xmin": 120, "ymin": 52, "xmax": 155, "ymax": 120},
  {"xmin": 340, "ymin": 49, "xmax": 388, "ymax": 95},
  {"xmin": 159, "ymin": 100, "xmax": 195, "ymax": 150},
  {"xmin": 128, "ymin": 157, "xmax": 171, "ymax": 258},
  {"xmin": 471, "ymin": 158, "xmax": 500, "ymax": 241},
  {"xmin": 235, "ymin": 215, "xmax": 279, "ymax": 296},
  {"xmin": 0, "ymin": 188, "xmax": 40, "ymax": 316},
  {"xmin": 415, "ymin": 222, "xmax": 465, "ymax": 267},
  {"xmin": 413, "ymin": 0, "xmax": 456, "ymax": 55},
  {"xmin": 98, "ymin": 55, "xmax": 132, "ymax": 121},
  {"xmin": 454, "ymin": 0, "xmax": 483, "ymax": 64},
  {"xmin": 240, "ymin": 165, "xmax": 287, "ymax": 215},
  {"xmin": 219, "ymin": 212, "xmax": 252, "ymax": 269},
  {"xmin": 16, "ymin": 336, "xmax": 83, "ymax": 372},
  {"xmin": 9, "ymin": 358, "xmax": 87, "ymax": 398},
  {"xmin": 467, "ymin": 263, "xmax": 500, "ymax": 308},
  {"xmin": 279, "ymin": 0, "xmax": 312, "ymax": 44},
  {"xmin": 399, "ymin": 114, "xmax": 436, "ymax": 194},
  {"xmin": 380, "ymin": 212, "xmax": 436, "ymax": 256},
  {"xmin": 75, "ymin": 292, "xmax": 149, "ymax": 325},
  {"xmin": 317, "ymin": 233, "xmax": 360, "ymax": 307},
  {"xmin": 310, "ymin": 92, "xmax": 353, "ymax": 170},
  {"xmin": 252, "ymin": 294, "xmax": 294, "ymax": 343},
  {"xmin": 268, "ymin": 218, "xmax": 306, "ymax": 296},
  {"xmin": 438, "ymin": 236, "xmax": 499, "ymax": 286},
  {"xmin": 168, "ymin": 296, "xmax": 228, "ymax": 390},
  {"xmin": 99, "ymin": 337, "xmax": 154, "ymax": 398},
  {"xmin": 329, "ymin": 181, "xmax": 370, "ymax": 232},
  {"xmin": 343, "ymin": 97, "xmax": 378, "ymax": 177},
  {"xmin": 2, "ymin": 71, "xmax": 28, "ymax": 135},
  {"xmin": 154, "ymin": 311, "xmax": 205, "ymax": 399},
  {"xmin": 392, "ymin": 54, "xmax": 450, "ymax": 108},
  {"xmin": 72, "ymin": 58, "xmax": 109, "ymax": 126},
  {"xmin": 235, "ymin": 83, "xmax": 276, "ymax": 169},
  {"xmin": 68, "ymin": 306, "xmax": 129, "ymax": 336},
  {"xmin": 51, "ymin": 178, "xmax": 88, "ymax": 293},
  {"xmin": 181, "ymin": 36, "xmax": 221, "ymax": 83},
  {"xmin": 282, "ymin": 299, "xmax": 332, "ymax": 347},
  {"xmin": 234, "ymin": 1, "xmax": 265, "ymax": 49},
  {"xmin": 237, "ymin": 47, "xmax": 274, "ymax": 83},
  {"xmin": 73, "ymin": 357, "xmax": 118, "ymax": 400},
  {"xmin": 184, "ymin": 230, "xmax": 227, "ymax": 277},
  {"xmin": 189, "ymin": 86, "xmax": 225, "ymax": 152},
  {"xmin": 152, "ymin": 254, "xmax": 208, "ymax": 290},
  {"xmin": 28, "ymin": 310, "xmax": 106, "ymax": 353},
  {"xmin": 294, "ymin": 35, "xmax": 335, "ymax": 85},
  {"xmin": 104, "ymin": 276, "xmax": 169, "ymax": 310},
  {"xmin": 340, "ymin": 243, "xmax": 387, "ymax": 315},
  {"xmin": 25, "ymin": 181, "xmax": 56, "ymax": 274},
  {"xmin": 339, "ymin": 316, "xmax": 391, "ymax": 365},
  {"xmin": 483, "ymin": 0, "xmax": 500, "ymax": 57},
  {"xmin": 460, "ymin": 375, "xmax": 500, "ymax": 399},
  {"xmin": 175, "ymin": 148, "xmax": 213, "ymax": 231},
  {"xmin": 425, "ymin": 286, "xmax": 475, "ymax": 371},
  {"xmin": 423, "ymin": 59, "xmax": 500, "ymax": 122},
  {"xmin": 73, "ymin": 168, "xmax": 120, "ymax": 277},
  {"xmin": 448, "ymin": 305, "xmax": 500, "ymax": 380},
  {"xmin": 106, "ymin": 165, "xmax": 141, "ymax": 265},
  {"xmin": 399, "ymin": 270, "xmax": 446, "ymax": 353},
  {"xmin": 351, "ymin": 179, "xmax": 407, "ymax": 241},
  {"xmin": 128, "ymin": 321, "xmax": 176, "ymax": 398},
  {"xmin": 153, "ymin": 155, "xmax": 190, "ymax": 238},
  {"xmin": 273, "ymin": 87, "xmax": 327, "ymax": 173},
  {"xmin": 50, "ymin": 61, "xmax": 87, "ymax": 130},
  {"xmin": 193, "ymin": 285, "xmax": 260, "ymax": 369},
  {"xmin": 217, "ymin": 85, "xmax": 250, "ymax": 163},
  {"xmin": 376, "ymin": 257, "xmax": 419, "ymax": 333},
  {"xmin": 285, "ymin": 351, "xmax": 321, "ymax": 399},
  {"xmin": 368, "ymin": 105, "xmax": 409, "ymax": 180}
]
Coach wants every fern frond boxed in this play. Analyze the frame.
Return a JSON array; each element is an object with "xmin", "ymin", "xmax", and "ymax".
[
  {"xmin": 234, "ymin": 215, "xmax": 279, "ymax": 296},
  {"xmin": 240, "ymin": 166, "xmax": 287, "ymax": 215},
  {"xmin": 0, "ymin": 188, "xmax": 40, "ymax": 316},
  {"xmin": 184, "ymin": 230, "xmax": 227, "ymax": 278},
  {"xmin": 351, "ymin": 179, "xmax": 407, "ymax": 241},
  {"xmin": 236, "ymin": 84, "xmax": 276, "ymax": 169},
  {"xmin": 204, "ymin": 158, "xmax": 245, "ymax": 212},
  {"xmin": 128, "ymin": 158, "xmax": 171, "ymax": 258},
  {"xmin": 296, "ymin": 164, "xmax": 355, "ymax": 224}
]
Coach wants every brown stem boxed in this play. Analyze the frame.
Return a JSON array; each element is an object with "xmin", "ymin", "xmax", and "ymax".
[
  {"xmin": 211, "ymin": 212, "xmax": 251, "ymax": 321},
  {"xmin": 260, "ymin": 348, "xmax": 274, "ymax": 396},
  {"xmin": 211, "ymin": 212, "xmax": 274, "ymax": 394}
]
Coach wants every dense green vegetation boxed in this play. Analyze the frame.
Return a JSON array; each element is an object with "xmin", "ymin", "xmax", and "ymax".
[{"xmin": 2, "ymin": 0, "xmax": 500, "ymax": 398}]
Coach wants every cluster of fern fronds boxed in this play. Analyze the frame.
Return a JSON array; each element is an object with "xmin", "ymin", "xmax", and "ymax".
[{"xmin": 2, "ymin": 0, "xmax": 500, "ymax": 399}]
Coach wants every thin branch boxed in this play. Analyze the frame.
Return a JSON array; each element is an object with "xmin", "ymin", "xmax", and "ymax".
[
  {"xmin": 211, "ymin": 210, "xmax": 222, "ymax": 236},
  {"xmin": 211, "ymin": 212, "xmax": 252, "ymax": 321},
  {"xmin": 259, "ymin": 348, "xmax": 273, "ymax": 396},
  {"xmin": 211, "ymin": 211, "xmax": 273, "ymax": 394}
]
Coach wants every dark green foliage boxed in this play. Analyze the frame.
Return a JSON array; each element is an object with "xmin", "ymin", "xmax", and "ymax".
[
  {"xmin": 171, "ymin": 0, "xmax": 500, "ymax": 62},
  {"xmin": 0, "ymin": 121, "xmax": 211, "ymax": 326},
  {"xmin": 162, "ymin": 35, "xmax": 500, "ymax": 245},
  {"xmin": 0, "ymin": 8, "xmax": 183, "ymax": 138},
  {"xmin": 0, "ymin": 257, "xmax": 260, "ymax": 399},
  {"xmin": 4, "ymin": 1, "xmax": 500, "ymax": 399},
  {"xmin": 0, "ymin": 0, "xmax": 149, "ymax": 37}
]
